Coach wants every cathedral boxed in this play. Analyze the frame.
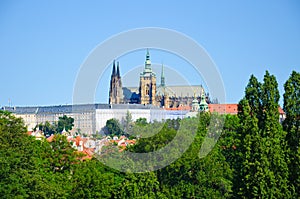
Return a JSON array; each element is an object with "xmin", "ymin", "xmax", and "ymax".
[
  {"xmin": 109, "ymin": 50, "xmax": 209, "ymax": 110},
  {"xmin": 109, "ymin": 60, "xmax": 123, "ymax": 104}
]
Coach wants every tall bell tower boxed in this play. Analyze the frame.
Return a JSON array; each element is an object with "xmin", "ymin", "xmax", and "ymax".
[{"xmin": 139, "ymin": 49, "xmax": 157, "ymax": 105}]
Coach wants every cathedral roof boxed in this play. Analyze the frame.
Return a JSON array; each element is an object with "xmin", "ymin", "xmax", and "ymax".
[
  {"xmin": 124, "ymin": 85, "xmax": 204, "ymax": 98},
  {"xmin": 156, "ymin": 85, "xmax": 175, "ymax": 96},
  {"xmin": 165, "ymin": 85, "xmax": 204, "ymax": 97}
]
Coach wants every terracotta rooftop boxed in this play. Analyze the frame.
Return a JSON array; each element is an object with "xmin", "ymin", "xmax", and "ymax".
[
  {"xmin": 46, "ymin": 134, "xmax": 55, "ymax": 142},
  {"xmin": 208, "ymin": 104, "xmax": 238, "ymax": 114},
  {"xmin": 209, "ymin": 104, "xmax": 285, "ymax": 115}
]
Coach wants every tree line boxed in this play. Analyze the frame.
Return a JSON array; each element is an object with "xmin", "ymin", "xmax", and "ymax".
[{"xmin": 0, "ymin": 70, "xmax": 299, "ymax": 198}]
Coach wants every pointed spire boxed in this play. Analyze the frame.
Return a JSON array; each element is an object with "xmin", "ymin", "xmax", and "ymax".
[
  {"xmin": 161, "ymin": 63, "xmax": 165, "ymax": 87},
  {"xmin": 116, "ymin": 62, "xmax": 120, "ymax": 77},
  {"xmin": 145, "ymin": 49, "xmax": 151, "ymax": 69},
  {"xmin": 146, "ymin": 48, "xmax": 150, "ymax": 60},
  {"xmin": 112, "ymin": 60, "xmax": 116, "ymax": 76}
]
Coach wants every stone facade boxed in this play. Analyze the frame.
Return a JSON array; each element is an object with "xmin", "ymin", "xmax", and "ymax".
[{"xmin": 139, "ymin": 49, "xmax": 157, "ymax": 105}]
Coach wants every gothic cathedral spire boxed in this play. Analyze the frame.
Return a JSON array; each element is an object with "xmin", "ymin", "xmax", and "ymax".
[
  {"xmin": 116, "ymin": 61, "xmax": 120, "ymax": 78},
  {"xmin": 112, "ymin": 60, "xmax": 116, "ymax": 76},
  {"xmin": 109, "ymin": 60, "xmax": 123, "ymax": 104}
]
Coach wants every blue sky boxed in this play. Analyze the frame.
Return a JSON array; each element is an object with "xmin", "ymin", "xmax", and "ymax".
[{"xmin": 0, "ymin": 1, "xmax": 299, "ymax": 106}]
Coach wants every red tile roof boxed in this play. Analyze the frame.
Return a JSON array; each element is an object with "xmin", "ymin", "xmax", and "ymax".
[
  {"xmin": 208, "ymin": 104, "xmax": 238, "ymax": 114},
  {"xmin": 46, "ymin": 134, "xmax": 55, "ymax": 142},
  {"xmin": 209, "ymin": 104, "xmax": 285, "ymax": 115},
  {"xmin": 278, "ymin": 107, "xmax": 285, "ymax": 114}
]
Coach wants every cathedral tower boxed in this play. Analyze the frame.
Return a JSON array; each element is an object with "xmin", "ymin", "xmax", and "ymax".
[
  {"xmin": 109, "ymin": 60, "xmax": 123, "ymax": 104},
  {"xmin": 139, "ymin": 49, "xmax": 157, "ymax": 105}
]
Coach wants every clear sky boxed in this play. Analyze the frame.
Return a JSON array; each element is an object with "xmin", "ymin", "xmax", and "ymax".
[{"xmin": 0, "ymin": 0, "xmax": 299, "ymax": 106}]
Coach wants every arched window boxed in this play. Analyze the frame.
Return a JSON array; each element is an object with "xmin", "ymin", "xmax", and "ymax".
[{"xmin": 146, "ymin": 84, "xmax": 150, "ymax": 95}]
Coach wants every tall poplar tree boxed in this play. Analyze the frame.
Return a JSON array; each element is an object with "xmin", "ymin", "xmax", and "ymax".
[
  {"xmin": 283, "ymin": 71, "xmax": 300, "ymax": 197},
  {"xmin": 259, "ymin": 71, "xmax": 290, "ymax": 198},
  {"xmin": 236, "ymin": 71, "xmax": 290, "ymax": 198},
  {"xmin": 236, "ymin": 98, "xmax": 262, "ymax": 198},
  {"xmin": 245, "ymin": 75, "xmax": 262, "ymax": 121}
]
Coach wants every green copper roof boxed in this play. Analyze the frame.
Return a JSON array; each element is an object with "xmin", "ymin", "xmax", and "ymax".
[
  {"xmin": 161, "ymin": 64, "xmax": 165, "ymax": 87},
  {"xmin": 141, "ymin": 49, "xmax": 155, "ymax": 77},
  {"xmin": 145, "ymin": 49, "xmax": 151, "ymax": 69},
  {"xmin": 199, "ymin": 88, "xmax": 209, "ymax": 112}
]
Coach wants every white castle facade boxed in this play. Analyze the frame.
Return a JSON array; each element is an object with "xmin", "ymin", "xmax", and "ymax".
[{"xmin": 2, "ymin": 104, "xmax": 188, "ymax": 135}]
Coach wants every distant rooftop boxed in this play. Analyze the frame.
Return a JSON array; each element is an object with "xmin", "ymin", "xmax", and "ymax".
[{"xmin": 1, "ymin": 103, "xmax": 159, "ymax": 114}]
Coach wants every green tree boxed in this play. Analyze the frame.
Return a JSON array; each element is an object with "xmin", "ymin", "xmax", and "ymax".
[
  {"xmin": 219, "ymin": 114, "xmax": 240, "ymax": 179},
  {"xmin": 34, "ymin": 121, "xmax": 56, "ymax": 137},
  {"xmin": 71, "ymin": 160, "xmax": 121, "ymax": 198},
  {"xmin": 245, "ymin": 74, "xmax": 263, "ymax": 126},
  {"xmin": 260, "ymin": 71, "xmax": 290, "ymax": 197},
  {"xmin": 47, "ymin": 134, "xmax": 79, "ymax": 173},
  {"xmin": 0, "ymin": 111, "xmax": 72, "ymax": 198},
  {"xmin": 135, "ymin": 117, "xmax": 148, "ymax": 126},
  {"xmin": 118, "ymin": 172, "xmax": 162, "ymax": 198},
  {"xmin": 283, "ymin": 70, "xmax": 300, "ymax": 197},
  {"xmin": 105, "ymin": 118, "xmax": 123, "ymax": 136},
  {"xmin": 235, "ymin": 71, "xmax": 290, "ymax": 198},
  {"xmin": 235, "ymin": 98, "xmax": 262, "ymax": 198},
  {"xmin": 56, "ymin": 115, "xmax": 74, "ymax": 133}
]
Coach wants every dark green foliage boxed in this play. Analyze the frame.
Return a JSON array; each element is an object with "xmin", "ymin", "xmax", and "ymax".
[
  {"xmin": 71, "ymin": 160, "xmax": 121, "ymax": 198},
  {"xmin": 136, "ymin": 113, "xmax": 233, "ymax": 198},
  {"xmin": 34, "ymin": 121, "xmax": 56, "ymax": 137},
  {"xmin": 105, "ymin": 118, "xmax": 124, "ymax": 136},
  {"xmin": 135, "ymin": 117, "xmax": 148, "ymax": 126},
  {"xmin": 0, "ymin": 111, "xmax": 73, "ymax": 198},
  {"xmin": 283, "ymin": 71, "xmax": 300, "ymax": 197},
  {"xmin": 34, "ymin": 115, "xmax": 74, "ymax": 136},
  {"xmin": 245, "ymin": 75, "xmax": 262, "ymax": 123},
  {"xmin": 235, "ymin": 98, "xmax": 262, "ymax": 197},
  {"xmin": 260, "ymin": 71, "xmax": 290, "ymax": 197},
  {"xmin": 235, "ymin": 71, "xmax": 290, "ymax": 198},
  {"xmin": 56, "ymin": 115, "xmax": 74, "ymax": 133}
]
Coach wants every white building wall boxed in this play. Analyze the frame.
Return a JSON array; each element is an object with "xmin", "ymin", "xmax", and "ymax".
[
  {"xmin": 95, "ymin": 109, "xmax": 151, "ymax": 132},
  {"xmin": 12, "ymin": 106, "xmax": 187, "ymax": 135},
  {"xmin": 13, "ymin": 114, "xmax": 37, "ymax": 131}
]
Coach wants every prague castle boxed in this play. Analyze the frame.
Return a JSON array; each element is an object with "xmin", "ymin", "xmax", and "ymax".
[
  {"xmin": 2, "ymin": 50, "xmax": 212, "ymax": 135},
  {"xmin": 109, "ymin": 49, "xmax": 210, "ymax": 109},
  {"xmin": 2, "ymin": 50, "xmax": 286, "ymax": 135}
]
